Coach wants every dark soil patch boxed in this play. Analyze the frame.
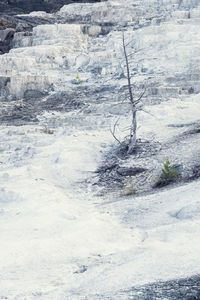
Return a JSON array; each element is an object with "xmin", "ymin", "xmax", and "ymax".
[
  {"xmin": 116, "ymin": 167, "xmax": 147, "ymax": 177},
  {"xmin": 0, "ymin": 90, "xmax": 86, "ymax": 126},
  {"xmin": 187, "ymin": 165, "xmax": 200, "ymax": 181},
  {"xmin": 0, "ymin": 102, "xmax": 39, "ymax": 125},
  {"xmin": 39, "ymin": 92, "xmax": 85, "ymax": 112},
  {"xmin": 94, "ymin": 125, "xmax": 200, "ymax": 197},
  {"xmin": 95, "ymin": 139, "xmax": 162, "ymax": 195},
  {"xmin": 116, "ymin": 274, "xmax": 200, "ymax": 300}
]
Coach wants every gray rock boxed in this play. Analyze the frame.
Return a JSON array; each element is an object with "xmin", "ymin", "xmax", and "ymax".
[
  {"xmin": 0, "ymin": 14, "xmax": 55, "ymax": 53},
  {"xmin": 0, "ymin": 28, "xmax": 15, "ymax": 53}
]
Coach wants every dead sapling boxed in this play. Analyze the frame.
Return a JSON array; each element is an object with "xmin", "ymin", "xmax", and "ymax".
[{"xmin": 111, "ymin": 33, "xmax": 146, "ymax": 154}]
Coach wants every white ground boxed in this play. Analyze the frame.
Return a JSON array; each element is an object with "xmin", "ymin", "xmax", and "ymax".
[
  {"xmin": 1, "ymin": 1, "xmax": 200, "ymax": 297},
  {"xmin": 0, "ymin": 95, "xmax": 200, "ymax": 299}
]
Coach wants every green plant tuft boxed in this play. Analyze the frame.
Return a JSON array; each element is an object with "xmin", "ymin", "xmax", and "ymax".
[
  {"xmin": 156, "ymin": 158, "xmax": 178, "ymax": 187},
  {"xmin": 76, "ymin": 72, "xmax": 83, "ymax": 84}
]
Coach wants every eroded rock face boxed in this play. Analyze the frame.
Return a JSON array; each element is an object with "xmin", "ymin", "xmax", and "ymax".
[
  {"xmin": 0, "ymin": 0, "xmax": 103, "ymax": 14},
  {"xmin": 0, "ymin": 27, "xmax": 15, "ymax": 53},
  {"xmin": 0, "ymin": 13, "xmax": 56, "ymax": 54},
  {"xmin": 0, "ymin": 0, "xmax": 199, "ymax": 100},
  {"xmin": 0, "ymin": 0, "xmax": 104, "ymax": 54}
]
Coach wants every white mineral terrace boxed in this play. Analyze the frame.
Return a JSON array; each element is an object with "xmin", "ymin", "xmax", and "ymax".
[{"xmin": 0, "ymin": 0, "xmax": 200, "ymax": 299}]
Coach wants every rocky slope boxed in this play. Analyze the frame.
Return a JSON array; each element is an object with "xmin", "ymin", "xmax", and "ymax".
[
  {"xmin": 0, "ymin": 0, "xmax": 103, "ymax": 54},
  {"xmin": 0, "ymin": 0, "xmax": 200, "ymax": 299}
]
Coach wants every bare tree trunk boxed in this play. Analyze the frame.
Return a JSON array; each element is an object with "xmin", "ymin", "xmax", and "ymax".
[
  {"xmin": 122, "ymin": 33, "xmax": 134, "ymax": 104},
  {"xmin": 122, "ymin": 33, "xmax": 137, "ymax": 154},
  {"xmin": 127, "ymin": 106, "xmax": 137, "ymax": 154}
]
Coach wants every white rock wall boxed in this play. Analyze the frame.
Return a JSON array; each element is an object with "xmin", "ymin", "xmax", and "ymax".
[{"xmin": 0, "ymin": 0, "xmax": 200, "ymax": 99}]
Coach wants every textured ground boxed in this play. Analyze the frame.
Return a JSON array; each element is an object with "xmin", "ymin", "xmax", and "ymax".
[
  {"xmin": 0, "ymin": 0, "xmax": 200, "ymax": 299},
  {"xmin": 103, "ymin": 275, "xmax": 200, "ymax": 299}
]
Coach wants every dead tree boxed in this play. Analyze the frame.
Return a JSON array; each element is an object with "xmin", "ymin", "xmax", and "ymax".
[
  {"xmin": 122, "ymin": 33, "xmax": 145, "ymax": 154},
  {"xmin": 110, "ymin": 33, "xmax": 146, "ymax": 154}
]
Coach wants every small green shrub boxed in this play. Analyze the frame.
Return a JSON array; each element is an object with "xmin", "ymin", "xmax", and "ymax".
[{"xmin": 156, "ymin": 158, "xmax": 178, "ymax": 187}]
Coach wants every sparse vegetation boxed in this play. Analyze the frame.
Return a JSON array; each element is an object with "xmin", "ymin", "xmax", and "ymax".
[
  {"xmin": 156, "ymin": 158, "xmax": 178, "ymax": 187},
  {"xmin": 124, "ymin": 178, "xmax": 135, "ymax": 195},
  {"xmin": 76, "ymin": 72, "xmax": 83, "ymax": 84}
]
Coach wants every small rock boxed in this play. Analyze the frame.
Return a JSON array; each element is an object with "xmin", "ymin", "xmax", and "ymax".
[
  {"xmin": 88, "ymin": 25, "xmax": 101, "ymax": 37},
  {"xmin": 74, "ymin": 265, "xmax": 87, "ymax": 274}
]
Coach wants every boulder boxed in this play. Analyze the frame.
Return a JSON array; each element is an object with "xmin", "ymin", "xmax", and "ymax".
[
  {"xmin": 0, "ymin": 28, "xmax": 15, "ymax": 54},
  {"xmin": 0, "ymin": 28, "xmax": 15, "ymax": 42},
  {"xmin": 0, "ymin": 14, "xmax": 55, "ymax": 53}
]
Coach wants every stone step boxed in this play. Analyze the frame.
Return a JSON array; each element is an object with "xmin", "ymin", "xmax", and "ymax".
[
  {"xmin": 175, "ymin": 18, "xmax": 200, "ymax": 24},
  {"xmin": 7, "ymin": 74, "xmax": 55, "ymax": 99},
  {"xmin": 190, "ymin": 7, "xmax": 200, "ymax": 18},
  {"xmin": 172, "ymin": 10, "xmax": 190, "ymax": 19},
  {"xmin": 12, "ymin": 31, "xmax": 32, "ymax": 49}
]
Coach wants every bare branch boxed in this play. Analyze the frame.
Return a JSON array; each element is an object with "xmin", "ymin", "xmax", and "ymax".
[
  {"xmin": 110, "ymin": 128, "xmax": 122, "ymax": 145},
  {"xmin": 110, "ymin": 117, "xmax": 122, "ymax": 145},
  {"xmin": 133, "ymin": 87, "xmax": 146, "ymax": 105},
  {"xmin": 129, "ymin": 74, "xmax": 136, "ymax": 80},
  {"xmin": 124, "ymin": 40, "xmax": 134, "ymax": 48},
  {"xmin": 121, "ymin": 126, "xmax": 132, "ymax": 132},
  {"xmin": 126, "ymin": 48, "xmax": 145, "ymax": 58},
  {"xmin": 139, "ymin": 108, "xmax": 157, "ymax": 118},
  {"xmin": 122, "ymin": 32, "xmax": 134, "ymax": 105}
]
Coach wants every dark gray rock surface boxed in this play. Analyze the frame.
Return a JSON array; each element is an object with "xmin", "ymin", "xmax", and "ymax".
[
  {"xmin": 0, "ymin": 0, "xmax": 104, "ymax": 14},
  {"xmin": 0, "ymin": 27, "xmax": 14, "ymax": 53}
]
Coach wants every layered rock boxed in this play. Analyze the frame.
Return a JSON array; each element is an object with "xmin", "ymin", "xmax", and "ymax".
[
  {"xmin": 0, "ymin": 0, "xmax": 200, "ymax": 103},
  {"xmin": 0, "ymin": 12, "xmax": 56, "ymax": 54},
  {"xmin": 0, "ymin": 0, "xmax": 104, "ymax": 54}
]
